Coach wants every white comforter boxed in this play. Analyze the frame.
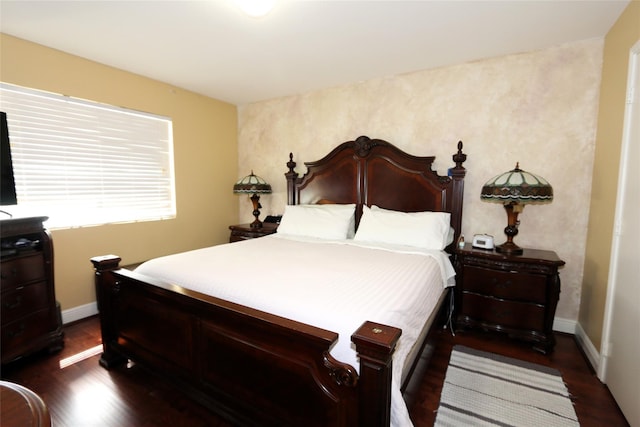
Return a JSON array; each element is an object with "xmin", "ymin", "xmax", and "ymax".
[{"xmin": 135, "ymin": 234, "xmax": 455, "ymax": 426}]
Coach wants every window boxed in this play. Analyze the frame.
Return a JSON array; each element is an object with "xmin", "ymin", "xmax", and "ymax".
[{"xmin": 0, "ymin": 83, "xmax": 176, "ymax": 229}]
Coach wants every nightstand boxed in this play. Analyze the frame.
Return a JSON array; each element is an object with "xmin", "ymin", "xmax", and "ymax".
[
  {"xmin": 228, "ymin": 223, "xmax": 278, "ymax": 243},
  {"xmin": 454, "ymin": 243, "xmax": 565, "ymax": 353}
]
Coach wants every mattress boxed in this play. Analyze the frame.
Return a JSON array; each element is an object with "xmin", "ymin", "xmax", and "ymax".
[{"xmin": 135, "ymin": 234, "xmax": 455, "ymax": 426}]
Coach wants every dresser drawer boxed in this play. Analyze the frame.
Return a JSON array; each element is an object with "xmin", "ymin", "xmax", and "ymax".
[
  {"xmin": 1, "ymin": 309, "xmax": 57, "ymax": 358},
  {"xmin": 1, "ymin": 254, "xmax": 46, "ymax": 291},
  {"xmin": 461, "ymin": 293, "xmax": 546, "ymax": 332},
  {"xmin": 462, "ymin": 265, "xmax": 547, "ymax": 303},
  {"xmin": 1, "ymin": 282, "xmax": 51, "ymax": 324}
]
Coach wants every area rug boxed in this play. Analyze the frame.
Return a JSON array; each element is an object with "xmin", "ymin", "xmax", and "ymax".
[{"xmin": 434, "ymin": 345, "xmax": 579, "ymax": 426}]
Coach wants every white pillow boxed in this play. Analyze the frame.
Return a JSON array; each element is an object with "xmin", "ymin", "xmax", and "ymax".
[
  {"xmin": 354, "ymin": 205, "xmax": 451, "ymax": 250},
  {"xmin": 277, "ymin": 204, "xmax": 356, "ymax": 240},
  {"xmin": 446, "ymin": 226, "xmax": 455, "ymax": 246}
]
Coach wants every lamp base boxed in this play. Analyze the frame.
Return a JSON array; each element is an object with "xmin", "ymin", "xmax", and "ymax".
[
  {"xmin": 250, "ymin": 193, "xmax": 263, "ymax": 229},
  {"xmin": 496, "ymin": 241, "xmax": 523, "ymax": 255},
  {"xmin": 496, "ymin": 202, "xmax": 524, "ymax": 255}
]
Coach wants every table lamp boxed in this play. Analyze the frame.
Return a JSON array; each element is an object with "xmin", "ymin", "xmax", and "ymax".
[
  {"xmin": 233, "ymin": 171, "xmax": 272, "ymax": 228},
  {"xmin": 480, "ymin": 163, "xmax": 553, "ymax": 255}
]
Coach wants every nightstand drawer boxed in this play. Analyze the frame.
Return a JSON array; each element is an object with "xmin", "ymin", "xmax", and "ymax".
[
  {"xmin": 230, "ymin": 229, "xmax": 270, "ymax": 242},
  {"xmin": 462, "ymin": 266, "xmax": 547, "ymax": 303},
  {"xmin": 229, "ymin": 223, "xmax": 278, "ymax": 243},
  {"xmin": 2, "ymin": 282, "xmax": 51, "ymax": 324},
  {"xmin": 461, "ymin": 293, "xmax": 545, "ymax": 331},
  {"xmin": 1, "ymin": 253, "xmax": 46, "ymax": 291}
]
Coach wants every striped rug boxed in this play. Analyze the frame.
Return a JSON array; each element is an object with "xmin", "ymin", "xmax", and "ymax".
[{"xmin": 434, "ymin": 345, "xmax": 579, "ymax": 426}]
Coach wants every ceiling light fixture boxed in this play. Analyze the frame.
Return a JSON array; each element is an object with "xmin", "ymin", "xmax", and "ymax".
[{"xmin": 235, "ymin": 0, "xmax": 276, "ymax": 18}]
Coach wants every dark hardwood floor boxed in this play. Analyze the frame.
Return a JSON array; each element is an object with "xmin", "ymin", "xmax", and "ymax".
[{"xmin": 1, "ymin": 316, "xmax": 629, "ymax": 426}]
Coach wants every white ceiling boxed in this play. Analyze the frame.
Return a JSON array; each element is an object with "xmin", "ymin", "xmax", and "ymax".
[{"xmin": 0, "ymin": 0, "xmax": 630, "ymax": 106}]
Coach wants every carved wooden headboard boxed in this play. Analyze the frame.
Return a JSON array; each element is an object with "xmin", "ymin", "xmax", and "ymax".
[{"xmin": 285, "ymin": 135, "xmax": 467, "ymax": 250}]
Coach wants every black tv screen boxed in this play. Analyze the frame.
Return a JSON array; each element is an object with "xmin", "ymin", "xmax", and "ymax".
[{"xmin": 1, "ymin": 111, "xmax": 18, "ymax": 205}]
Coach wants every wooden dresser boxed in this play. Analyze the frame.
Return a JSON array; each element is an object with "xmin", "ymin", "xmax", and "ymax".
[
  {"xmin": 454, "ymin": 243, "xmax": 565, "ymax": 353},
  {"xmin": 1, "ymin": 216, "xmax": 64, "ymax": 364}
]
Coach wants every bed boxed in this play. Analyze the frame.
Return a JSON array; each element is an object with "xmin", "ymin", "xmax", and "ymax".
[{"xmin": 91, "ymin": 135, "xmax": 467, "ymax": 427}]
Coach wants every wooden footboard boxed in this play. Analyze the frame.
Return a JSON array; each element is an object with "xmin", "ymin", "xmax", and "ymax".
[{"xmin": 91, "ymin": 255, "xmax": 401, "ymax": 427}]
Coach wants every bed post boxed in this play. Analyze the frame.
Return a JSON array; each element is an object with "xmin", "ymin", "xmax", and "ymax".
[
  {"xmin": 352, "ymin": 321, "xmax": 401, "ymax": 427},
  {"xmin": 285, "ymin": 152, "xmax": 298, "ymax": 205},
  {"xmin": 448, "ymin": 141, "xmax": 467, "ymax": 248},
  {"xmin": 90, "ymin": 255, "xmax": 127, "ymax": 369}
]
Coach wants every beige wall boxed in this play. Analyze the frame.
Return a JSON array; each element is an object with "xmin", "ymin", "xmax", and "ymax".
[
  {"xmin": 0, "ymin": 34, "xmax": 238, "ymax": 312},
  {"xmin": 238, "ymin": 39, "xmax": 604, "ymax": 324},
  {"xmin": 580, "ymin": 2, "xmax": 640, "ymax": 349}
]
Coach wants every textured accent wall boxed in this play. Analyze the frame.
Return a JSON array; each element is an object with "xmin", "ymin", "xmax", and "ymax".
[{"xmin": 238, "ymin": 39, "xmax": 603, "ymax": 322}]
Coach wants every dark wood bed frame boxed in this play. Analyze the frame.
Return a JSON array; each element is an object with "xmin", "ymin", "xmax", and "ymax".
[{"xmin": 91, "ymin": 135, "xmax": 466, "ymax": 427}]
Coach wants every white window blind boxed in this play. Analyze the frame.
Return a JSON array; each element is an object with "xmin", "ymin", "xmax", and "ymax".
[{"xmin": 0, "ymin": 83, "xmax": 176, "ymax": 229}]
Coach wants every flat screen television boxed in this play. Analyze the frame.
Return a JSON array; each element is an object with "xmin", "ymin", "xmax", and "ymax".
[{"xmin": 1, "ymin": 111, "xmax": 18, "ymax": 205}]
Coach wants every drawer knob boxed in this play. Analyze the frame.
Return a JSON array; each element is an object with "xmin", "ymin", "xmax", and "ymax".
[
  {"xmin": 497, "ymin": 280, "xmax": 512, "ymax": 288},
  {"xmin": 492, "ymin": 309, "xmax": 512, "ymax": 319},
  {"xmin": 8, "ymin": 322, "xmax": 25, "ymax": 338},
  {"xmin": 0, "ymin": 267, "xmax": 18, "ymax": 279},
  {"xmin": 491, "ymin": 278, "xmax": 512, "ymax": 288},
  {"xmin": 3, "ymin": 295, "xmax": 22, "ymax": 310}
]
